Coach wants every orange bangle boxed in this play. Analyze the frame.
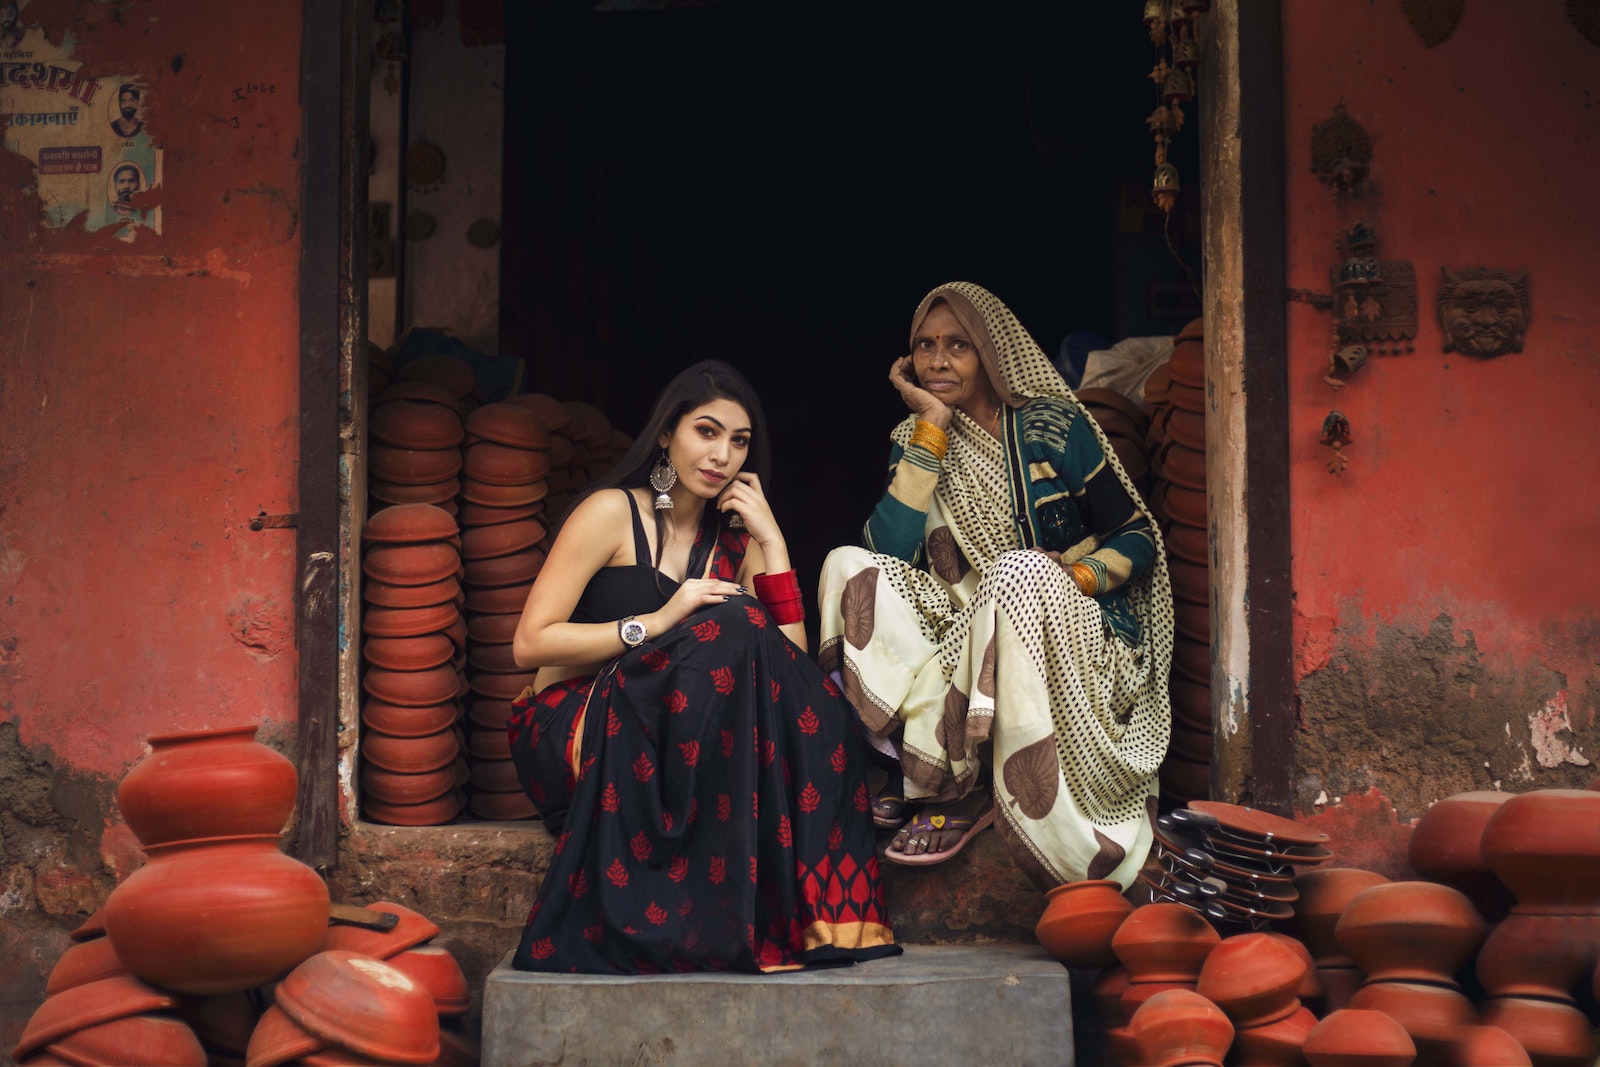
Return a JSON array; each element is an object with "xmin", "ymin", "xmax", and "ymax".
[{"xmin": 1069, "ymin": 562, "xmax": 1099, "ymax": 596}]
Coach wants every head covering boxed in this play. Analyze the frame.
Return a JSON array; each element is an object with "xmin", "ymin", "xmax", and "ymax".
[{"xmin": 908, "ymin": 281, "xmax": 1074, "ymax": 411}]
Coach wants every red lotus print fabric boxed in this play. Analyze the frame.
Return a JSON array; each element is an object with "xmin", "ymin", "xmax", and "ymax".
[{"xmin": 507, "ymin": 596, "xmax": 899, "ymax": 974}]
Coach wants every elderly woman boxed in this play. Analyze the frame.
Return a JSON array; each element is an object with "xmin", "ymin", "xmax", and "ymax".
[{"xmin": 818, "ymin": 282, "xmax": 1173, "ymax": 889}]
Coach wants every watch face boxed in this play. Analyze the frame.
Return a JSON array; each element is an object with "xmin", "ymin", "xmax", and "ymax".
[{"xmin": 621, "ymin": 619, "xmax": 647, "ymax": 646}]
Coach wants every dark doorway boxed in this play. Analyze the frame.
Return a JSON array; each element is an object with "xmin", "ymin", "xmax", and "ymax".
[{"xmin": 499, "ymin": 0, "xmax": 1201, "ymax": 618}]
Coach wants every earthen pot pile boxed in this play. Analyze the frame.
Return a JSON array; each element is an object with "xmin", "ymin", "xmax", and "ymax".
[
  {"xmin": 361, "ymin": 503, "xmax": 467, "ymax": 826},
  {"xmin": 369, "ymin": 382, "xmax": 467, "ymax": 517}
]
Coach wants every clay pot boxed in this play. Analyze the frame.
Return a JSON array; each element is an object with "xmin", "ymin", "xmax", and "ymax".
[
  {"xmin": 371, "ymin": 401, "xmax": 464, "ymax": 450},
  {"xmin": 457, "ymin": 498, "xmax": 544, "ymax": 528},
  {"xmin": 469, "ymin": 758, "xmax": 521, "ymax": 793},
  {"xmin": 103, "ymin": 834, "xmax": 329, "ymax": 995},
  {"xmin": 469, "ymin": 789, "xmax": 538, "ymax": 820},
  {"xmin": 1478, "ymin": 996, "xmax": 1596, "ymax": 1067},
  {"xmin": 1032, "ymin": 879, "xmax": 1134, "ymax": 968},
  {"xmin": 369, "ymin": 475, "xmax": 461, "ymax": 507},
  {"xmin": 465, "ymin": 613, "xmax": 520, "ymax": 646},
  {"xmin": 273, "ymin": 950, "xmax": 439, "ymax": 1064},
  {"xmin": 468, "ymin": 642, "xmax": 523, "ymax": 674},
  {"xmin": 13, "ymin": 975, "xmax": 178, "ymax": 1060},
  {"xmin": 362, "ymin": 697, "xmax": 460, "ymax": 740},
  {"xmin": 462, "ymin": 441, "xmax": 552, "ymax": 487},
  {"xmin": 1480, "ymin": 788, "xmax": 1600, "ymax": 914},
  {"xmin": 460, "ymin": 477, "xmax": 548, "ymax": 508},
  {"xmin": 469, "ymin": 671, "xmax": 538, "ymax": 701},
  {"xmin": 1261, "ymin": 932, "xmax": 1323, "ymax": 1003},
  {"xmin": 1317, "ymin": 964, "xmax": 1365, "ymax": 1014},
  {"xmin": 362, "ymin": 728, "xmax": 460, "ymax": 775},
  {"xmin": 1347, "ymin": 982, "xmax": 1476, "ymax": 1065},
  {"xmin": 362, "ymin": 664, "xmax": 460, "ymax": 708},
  {"xmin": 466, "ymin": 726, "xmax": 512, "ymax": 760},
  {"xmin": 1168, "ymin": 408, "xmax": 1206, "ymax": 451},
  {"xmin": 363, "ymin": 789, "xmax": 466, "ymax": 826},
  {"xmin": 1408, "ymin": 790, "xmax": 1516, "ymax": 922},
  {"xmin": 463, "ymin": 581, "xmax": 534, "ymax": 615},
  {"xmin": 361, "ymin": 602, "xmax": 462, "ymax": 642},
  {"xmin": 1112, "ymin": 902, "xmax": 1221, "ymax": 983},
  {"xmin": 1145, "ymin": 365, "xmax": 1172, "ymax": 406},
  {"xmin": 361, "ymin": 760, "xmax": 461, "ymax": 806},
  {"xmin": 363, "ymin": 633, "xmax": 455, "ymax": 672},
  {"xmin": 1164, "ymin": 485, "xmax": 1207, "ymax": 529},
  {"xmin": 45, "ymin": 937, "xmax": 128, "ymax": 995},
  {"xmin": 1128, "ymin": 987, "xmax": 1234, "ymax": 1067},
  {"xmin": 1290, "ymin": 868, "xmax": 1391, "ymax": 964},
  {"xmin": 1301, "ymin": 1009, "xmax": 1416, "ymax": 1067},
  {"xmin": 506, "ymin": 392, "xmax": 570, "ymax": 431},
  {"xmin": 116, "ymin": 725, "xmax": 298, "ymax": 847},
  {"xmin": 1160, "ymin": 753, "xmax": 1211, "ymax": 802},
  {"xmin": 468, "ymin": 698, "xmax": 516, "ymax": 730},
  {"xmin": 43, "ymin": 1014, "xmax": 207, "ymax": 1067},
  {"xmin": 1094, "ymin": 965, "xmax": 1133, "ymax": 1027},
  {"xmin": 363, "ymin": 503, "xmax": 458, "ymax": 546},
  {"xmin": 1175, "ymin": 598, "xmax": 1210, "ymax": 642},
  {"xmin": 1196, "ymin": 932, "xmax": 1307, "ymax": 1027},
  {"xmin": 376, "ymin": 381, "xmax": 463, "ymax": 413},
  {"xmin": 461, "ymin": 547, "xmax": 547, "ymax": 587},
  {"xmin": 173, "ymin": 989, "xmax": 259, "ymax": 1059},
  {"xmin": 362, "ymin": 542, "xmax": 461, "ymax": 588},
  {"xmin": 321, "ymin": 901, "xmax": 440, "ymax": 959},
  {"xmin": 370, "ymin": 445, "xmax": 463, "ymax": 486},
  {"xmin": 466, "ymin": 402, "xmax": 552, "ymax": 451},
  {"xmin": 67, "ymin": 908, "xmax": 106, "ymax": 943},
  {"xmin": 1172, "ymin": 635, "xmax": 1210, "ymax": 685},
  {"xmin": 1453, "ymin": 1025, "xmax": 1531, "ymax": 1067},
  {"xmin": 1334, "ymin": 881, "xmax": 1486, "ymax": 986},
  {"xmin": 243, "ymin": 1004, "xmax": 327, "ymax": 1066},
  {"xmin": 364, "ymin": 574, "xmax": 462, "ymax": 610},
  {"xmin": 1475, "ymin": 913, "xmax": 1598, "ymax": 999},
  {"xmin": 460, "ymin": 517, "xmax": 547, "ymax": 560},
  {"xmin": 1165, "ymin": 519, "xmax": 1209, "ymax": 566},
  {"xmin": 1160, "ymin": 443, "xmax": 1207, "ymax": 493},
  {"xmin": 1167, "ymin": 557, "xmax": 1210, "ymax": 605},
  {"xmin": 1229, "ymin": 1004, "xmax": 1317, "ymax": 1067}
]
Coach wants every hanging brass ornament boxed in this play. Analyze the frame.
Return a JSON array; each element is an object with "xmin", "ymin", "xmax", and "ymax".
[{"xmin": 1311, "ymin": 103, "xmax": 1373, "ymax": 195}]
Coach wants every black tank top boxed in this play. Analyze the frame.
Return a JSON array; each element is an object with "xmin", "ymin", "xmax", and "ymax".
[{"xmin": 569, "ymin": 491, "xmax": 687, "ymax": 624}]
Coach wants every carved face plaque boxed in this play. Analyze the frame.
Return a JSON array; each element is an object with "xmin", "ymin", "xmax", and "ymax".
[{"xmin": 1437, "ymin": 267, "xmax": 1530, "ymax": 358}]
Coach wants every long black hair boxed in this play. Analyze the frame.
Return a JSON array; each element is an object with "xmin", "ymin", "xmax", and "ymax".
[{"xmin": 573, "ymin": 359, "xmax": 771, "ymax": 583}]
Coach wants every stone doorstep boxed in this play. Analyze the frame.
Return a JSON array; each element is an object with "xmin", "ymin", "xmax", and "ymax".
[{"xmin": 481, "ymin": 942, "xmax": 1073, "ymax": 1067}]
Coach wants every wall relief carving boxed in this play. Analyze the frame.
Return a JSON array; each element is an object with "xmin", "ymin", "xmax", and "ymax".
[{"xmin": 1436, "ymin": 267, "xmax": 1531, "ymax": 358}]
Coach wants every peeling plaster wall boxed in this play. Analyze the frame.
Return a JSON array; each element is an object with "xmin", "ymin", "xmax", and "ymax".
[
  {"xmin": 0, "ymin": 0, "xmax": 303, "ymax": 1044},
  {"xmin": 1283, "ymin": 5, "xmax": 1600, "ymax": 825}
]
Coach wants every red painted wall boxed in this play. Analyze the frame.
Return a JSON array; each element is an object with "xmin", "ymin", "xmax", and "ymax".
[
  {"xmin": 1284, "ymin": 4, "xmax": 1600, "ymax": 828},
  {"xmin": 0, "ymin": 0, "xmax": 303, "ymax": 1039}
]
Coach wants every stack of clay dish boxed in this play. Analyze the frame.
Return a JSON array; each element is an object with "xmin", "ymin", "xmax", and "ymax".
[
  {"xmin": 455, "ymin": 402, "xmax": 552, "ymax": 821},
  {"xmin": 1077, "ymin": 387, "xmax": 1153, "ymax": 496},
  {"xmin": 1407, "ymin": 790, "xmax": 1516, "ymax": 923},
  {"xmin": 101, "ymin": 725, "xmax": 330, "ymax": 996},
  {"xmin": 244, "ymin": 950, "xmax": 439, "ymax": 1066},
  {"xmin": 317, "ymin": 900, "xmax": 472, "ymax": 1039},
  {"xmin": 1127, "ymin": 987, "xmax": 1234, "ymax": 1067},
  {"xmin": 1146, "ymin": 802, "xmax": 1331, "ymax": 931},
  {"xmin": 1339, "ymin": 881, "xmax": 1486, "ymax": 1065},
  {"xmin": 361, "ymin": 503, "xmax": 466, "ymax": 826},
  {"xmin": 505, "ymin": 394, "xmax": 574, "ymax": 524},
  {"xmin": 1473, "ymin": 788, "xmax": 1600, "ymax": 1065},
  {"xmin": 1302, "ymin": 1009, "xmax": 1417, "ymax": 1067},
  {"xmin": 396, "ymin": 351, "xmax": 480, "ymax": 415},
  {"xmin": 562, "ymin": 400, "xmax": 617, "ymax": 487},
  {"xmin": 1453, "ymin": 1025, "xmax": 1532, "ymax": 1067},
  {"xmin": 1034, "ymin": 878, "xmax": 1135, "ymax": 967},
  {"xmin": 1111, "ymin": 902, "xmax": 1221, "ymax": 1020},
  {"xmin": 1195, "ymin": 931, "xmax": 1317, "ymax": 1065},
  {"xmin": 13, "ymin": 973, "xmax": 206, "ymax": 1066},
  {"xmin": 1287, "ymin": 867, "xmax": 1390, "ymax": 1013},
  {"xmin": 369, "ymin": 383, "xmax": 466, "ymax": 517}
]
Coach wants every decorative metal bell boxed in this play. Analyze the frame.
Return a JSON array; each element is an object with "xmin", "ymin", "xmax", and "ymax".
[{"xmin": 1163, "ymin": 68, "xmax": 1195, "ymax": 105}]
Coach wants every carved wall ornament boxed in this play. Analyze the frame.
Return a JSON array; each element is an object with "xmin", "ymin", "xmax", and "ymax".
[
  {"xmin": 1569, "ymin": 0, "xmax": 1600, "ymax": 48},
  {"xmin": 1436, "ymin": 267, "xmax": 1531, "ymax": 358},
  {"xmin": 1401, "ymin": 0, "xmax": 1466, "ymax": 47},
  {"xmin": 1320, "ymin": 411, "xmax": 1353, "ymax": 475},
  {"xmin": 1311, "ymin": 103, "xmax": 1373, "ymax": 195}
]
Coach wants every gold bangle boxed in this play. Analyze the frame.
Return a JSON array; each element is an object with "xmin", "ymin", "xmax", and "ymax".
[
  {"xmin": 1069, "ymin": 561, "xmax": 1099, "ymax": 596},
  {"xmin": 908, "ymin": 420, "xmax": 948, "ymax": 460}
]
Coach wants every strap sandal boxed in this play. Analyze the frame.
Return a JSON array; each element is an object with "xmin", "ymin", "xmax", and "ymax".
[
  {"xmin": 884, "ymin": 805, "xmax": 996, "ymax": 867},
  {"xmin": 870, "ymin": 791, "xmax": 923, "ymax": 831}
]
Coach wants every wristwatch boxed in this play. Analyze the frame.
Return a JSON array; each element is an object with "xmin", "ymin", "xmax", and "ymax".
[{"xmin": 618, "ymin": 615, "xmax": 648, "ymax": 648}]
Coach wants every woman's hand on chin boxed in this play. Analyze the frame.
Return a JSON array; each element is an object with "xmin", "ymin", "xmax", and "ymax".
[
  {"xmin": 889, "ymin": 356, "xmax": 951, "ymax": 429},
  {"xmin": 718, "ymin": 473, "xmax": 781, "ymax": 549}
]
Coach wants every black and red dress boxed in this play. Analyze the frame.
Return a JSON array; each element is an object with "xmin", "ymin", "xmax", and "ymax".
[{"xmin": 507, "ymin": 492, "xmax": 899, "ymax": 974}]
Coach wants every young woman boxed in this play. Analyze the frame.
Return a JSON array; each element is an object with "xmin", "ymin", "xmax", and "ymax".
[{"xmin": 508, "ymin": 360, "xmax": 898, "ymax": 974}]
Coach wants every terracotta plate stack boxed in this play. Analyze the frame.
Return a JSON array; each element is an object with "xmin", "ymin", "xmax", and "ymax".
[
  {"xmin": 1076, "ymin": 387, "xmax": 1153, "ymax": 498},
  {"xmin": 369, "ymin": 383, "xmax": 466, "ymax": 518},
  {"xmin": 1144, "ymin": 800, "xmax": 1333, "ymax": 931},
  {"xmin": 361, "ymin": 503, "xmax": 467, "ymax": 825}
]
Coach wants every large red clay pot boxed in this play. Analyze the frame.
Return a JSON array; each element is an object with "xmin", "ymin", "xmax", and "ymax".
[
  {"xmin": 1301, "ymin": 1008, "xmax": 1416, "ymax": 1067},
  {"xmin": 1112, "ymin": 902, "xmax": 1221, "ymax": 984},
  {"xmin": 116, "ymin": 725, "xmax": 298, "ymax": 847},
  {"xmin": 1229, "ymin": 1004, "xmax": 1317, "ymax": 1067},
  {"xmin": 1407, "ymin": 790, "xmax": 1516, "ymax": 922},
  {"xmin": 103, "ymin": 833, "xmax": 329, "ymax": 995},
  {"xmin": 13, "ymin": 974, "xmax": 177, "ymax": 1061},
  {"xmin": 1348, "ymin": 981, "xmax": 1476, "ymax": 1066},
  {"xmin": 1478, "ymin": 996, "xmax": 1596, "ymax": 1067},
  {"xmin": 1480, "ymin": 788, "xmax": 1600, "ymax": 914},
  {"xmin": 45, "ymin": 936, "xmax": 128, "ymax": 994},
  {"xmin": 385, "ymin": 945, "xmax": 471, "ymax": 1016},
  {"xmin": 1195, "ymin": 932, "xmax": 1307, "ymax": 1028},
  {"xmin": 1453, "ymin": 1024, "xmax": 1531, "ymax": 1067},
  {"xmin": 1475, "ymin": 913, "xmax": 1599, "ymax": 1000},
  {"xmin": 1334, "ymin": 881, "xmax": 1486, "ymax": 987},
  {"xmin": 1128, "ymin": 987, "xmax": 1234, "ymax": 1067},
  {"xmin": 274, "ymin": 951, "xmax": 439, "ymax": 1064},
  {"xmin": 1034, "ymin": 879, "xmax": 1134, "ymax": 967},
  {"xmin": 44, "ymin": 1014, "xmax": 207, "ymax": 1067},
  {"xmin": 1290, "ymin": 868, "xmax": 1391, "ymax": 965}
]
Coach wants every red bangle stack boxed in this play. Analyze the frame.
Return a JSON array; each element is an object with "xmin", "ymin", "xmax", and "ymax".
[{"xmin": 752, "ymin": 570, "xmax": 804, "ymax": 626}]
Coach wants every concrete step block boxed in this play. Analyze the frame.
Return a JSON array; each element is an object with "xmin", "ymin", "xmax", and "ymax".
[{"xmin": 482, "ymin": 942, "xmax": 1073, "ymax": 1067}]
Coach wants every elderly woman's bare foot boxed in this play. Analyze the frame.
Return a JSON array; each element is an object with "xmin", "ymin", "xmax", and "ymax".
[{"xmin": 885, "ymin": 791, "xmax": 995, "ymax": 866}]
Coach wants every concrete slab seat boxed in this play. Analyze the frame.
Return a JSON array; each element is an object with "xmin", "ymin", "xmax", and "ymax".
[{"xmin": 481, "ymin": 942, "xmax": 1072, "ymax": 1067}]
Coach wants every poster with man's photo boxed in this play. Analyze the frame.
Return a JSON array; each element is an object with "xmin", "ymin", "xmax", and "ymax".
[{"xmin": 0, "ymin": 0, "xmax": 164, "ymax": 240}]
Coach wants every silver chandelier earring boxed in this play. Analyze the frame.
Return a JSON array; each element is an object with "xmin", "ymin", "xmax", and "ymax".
[{"xmin": 649, "ymin": 450, "xmax": 677, "ymax": 509}]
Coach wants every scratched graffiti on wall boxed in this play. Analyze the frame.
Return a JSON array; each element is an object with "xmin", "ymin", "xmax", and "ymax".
[{"xmin": 0, "ymin": 2, "xmax": 163, "ymax": 240}]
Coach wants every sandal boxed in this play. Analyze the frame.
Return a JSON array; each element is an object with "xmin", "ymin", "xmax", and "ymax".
[
  {"xmin": 884, "ymin": 805, "xmax": 996, "ymax": 867},
  {"xmin": 870, "ymin": 791, "xmax": 923, "ymax": 831}
]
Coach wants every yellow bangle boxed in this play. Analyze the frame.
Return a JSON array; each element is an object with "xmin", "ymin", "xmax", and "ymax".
[
  {"xmin": 1069, "ymin": 561, "xmax": 1099, "ymax": 596},
  {"xmin": 908, "ymin": 420, "xmax": 948, "ymax": 460}
]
